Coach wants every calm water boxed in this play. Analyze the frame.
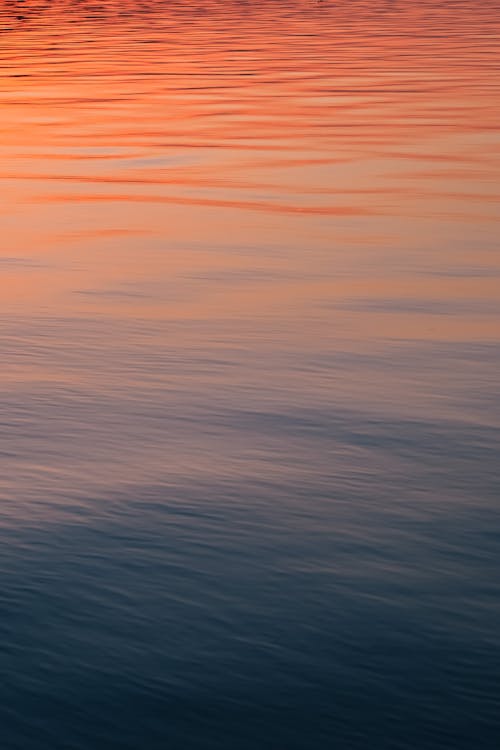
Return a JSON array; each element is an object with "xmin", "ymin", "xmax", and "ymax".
[{"xmin": 1, "ymin": 1, "xmax": 500, "ymax": 748}]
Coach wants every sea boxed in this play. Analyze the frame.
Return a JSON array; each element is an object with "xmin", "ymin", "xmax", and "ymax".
[{"xmin": 0, "ymin": 2, "xmax": 499, "ymax": 748}]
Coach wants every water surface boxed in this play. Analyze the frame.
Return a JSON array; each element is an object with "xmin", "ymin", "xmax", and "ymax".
[{"xmin": 1, "ymin": 2, "xmax": 499, "ymax": 748}]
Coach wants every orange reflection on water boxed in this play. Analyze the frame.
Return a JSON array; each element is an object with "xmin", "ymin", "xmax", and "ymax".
[{"xmin": 0, "ymin": 0, "xmax": 499, "ymax": 341}]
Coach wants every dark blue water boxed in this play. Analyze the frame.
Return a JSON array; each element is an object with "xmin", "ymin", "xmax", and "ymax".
[{"xmin": 1, "ymin": 2, "xmax": 500, "ymax": 748}]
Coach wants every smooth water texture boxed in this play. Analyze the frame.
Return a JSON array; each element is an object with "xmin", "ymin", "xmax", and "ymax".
[{"xmin": 1, "ymin": 2, "xmax": 499, "ymax": 748}]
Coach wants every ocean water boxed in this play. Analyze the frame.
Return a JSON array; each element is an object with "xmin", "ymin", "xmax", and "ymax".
[{"xmin": 0, "ymin": 1, "xmax": 499, "ymax": 748}]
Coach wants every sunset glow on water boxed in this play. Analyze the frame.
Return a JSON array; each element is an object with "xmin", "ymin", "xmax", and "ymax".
[{"xmin": 1, "ymin": 2, "xmax": 499, "ymax": 748}]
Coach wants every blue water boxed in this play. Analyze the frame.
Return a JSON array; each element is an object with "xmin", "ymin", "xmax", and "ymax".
[{"xmin": 1, "ymin": 2, "xmax": 500, "ymax": 748}]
